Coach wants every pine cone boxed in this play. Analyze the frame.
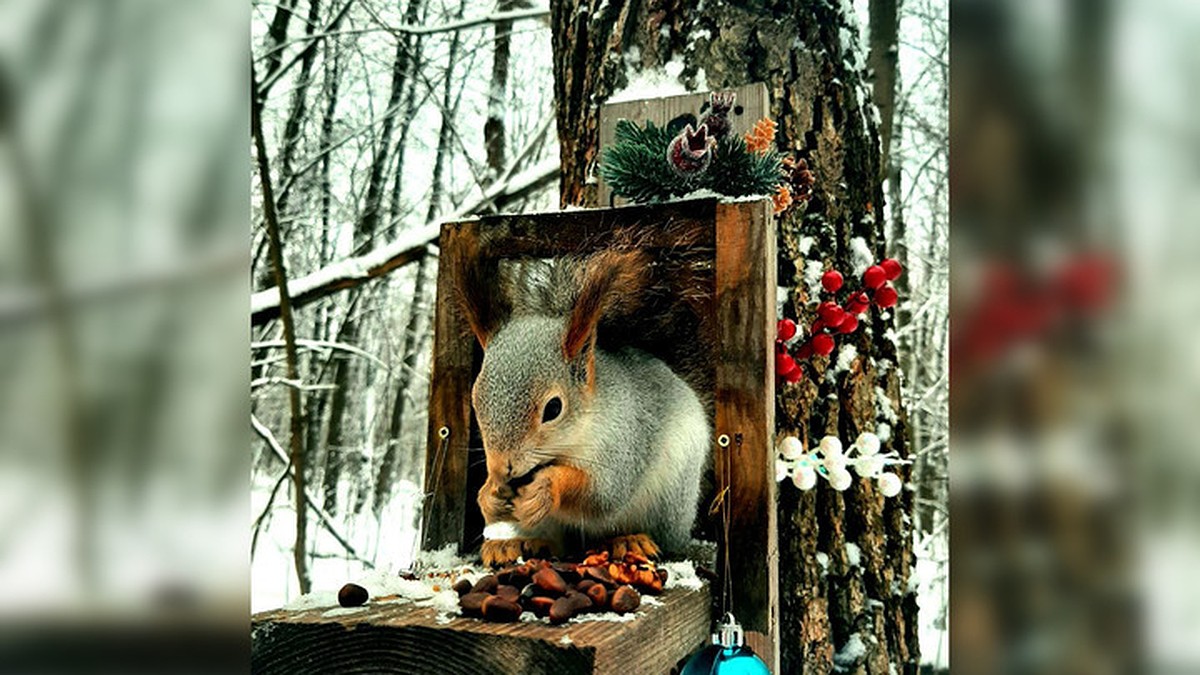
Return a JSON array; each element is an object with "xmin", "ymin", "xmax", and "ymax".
[
  {"xmin": 666, "ymin": 123, "xmax": 716, "ymax": 177},
  {"xmin": 782, "ymin": 156, "xmax": 815, "ymax": 202},
  {"xmin": 699, "ymin": 91, "xmax": 736, "ymax": 139}
]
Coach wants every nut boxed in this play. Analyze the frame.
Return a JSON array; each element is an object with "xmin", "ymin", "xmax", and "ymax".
[
  {"xmin": 525, "ymin": 595, "xmax": 555, "ymax": 617},
  {"xmin": 548, "ymin": 596, "xmax": 576, "ymax": 624},
  {"xmin": 452, "ymin": 579, "xmax": 473, "ymax": 597},
  {"xmin": 610, "ymin": 585, "xmax": 641, "ymax": 614},
  {"xmin": 583, "ymin": 565, "xmax": 614, "ymax": 586},
  {"xmin": 585, "ymin": 583, "xmax": 607, "ymax": 608},
  {"xmin": 338, "ymin": 583, "xmax": 369, "ymax": 608},
  {"xmin": 471, "ymin": 574, "xmax": 499, "ymax": 595},
  {"xmin": 481, "ymin": 595, "xmax": 523, "ymax": 622},
  {"xmin": 495, "ymin": 585, "xmax": 521, "ymax": 604},
  {"xmin": 575, "ymin": 579, "xmax": 597, "ymax": 593},
  {"xmin": 532, "ymin": 567, "xmax": 568, "ymax": 595},
  {"xmin": 459, "ymin": 592, "xmax": 490, "ymax": 616}
]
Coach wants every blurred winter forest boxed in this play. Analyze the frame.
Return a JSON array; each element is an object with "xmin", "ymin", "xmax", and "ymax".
[{"xmin": 249, "ymin": 0, "xmax": 947, "ymax": 663}]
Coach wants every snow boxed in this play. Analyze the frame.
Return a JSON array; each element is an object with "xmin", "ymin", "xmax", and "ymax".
[
  {"xmin": 850, "ymin": 236, "xmax": 874, "ymax": 276},
  {"xmin": 607, "ymin": 56, "xmax": 706, "ymax": 104},
  {"xmin": 845, "ymin": 542, "xmax": 862, "ymax": 568},
  {"xmin": 804, "ymin": 260, "xmax": 825, "ymax": 304},
  {"xmin": 835, "ymin": 344, "xmax": 859, "ymax": 374},
  {"xmin": 876, "ymin": 422, "xmax": 892, "ymax": 443},
  {"xmin": 833, "ymin": 632, "xmax": 867, "ymax": 671},
  {"xmin": 661, "ymin": 560, "xmax": 704, "ymax": 591},
  {"xmin": 798, "ymin": 235, "xmax": 816, "ymax": 256},
  {"xmin": 875, "ymin": 386, "xmax": 898, "ymax": 423}
]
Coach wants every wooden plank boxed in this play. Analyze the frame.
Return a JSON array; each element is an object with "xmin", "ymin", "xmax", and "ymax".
[
  {"xmin": 713, "ymin": 199, "xmax": 779, "ymax": 673},
  {"xmin": 597, "ymin": 83, "xmax": 770, "ymax": 207},
  {"xmin": 470, "ymin": 198, "xmax": 716, "ymax": 258},
  {"xmin": 421, "ymin": 221, "xmax": 479, "ymax": 553},
  {"xmin": 251, "ymin": 585, "xmax": 711, "ymax": 675}
]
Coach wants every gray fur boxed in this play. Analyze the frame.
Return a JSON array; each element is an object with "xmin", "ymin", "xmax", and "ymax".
[{"xmin": 473, "ymin": 312, "xmax": 710, "ymax": 554}]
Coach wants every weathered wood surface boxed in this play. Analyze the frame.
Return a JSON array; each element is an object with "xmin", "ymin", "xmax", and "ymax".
[
  {"xmin": 422, "ymin": 199, "xmax": 719, "ymax": 554},
  {"xmin": 422, "ymin": 221, "xmax": 479, "ymax": 554},
  {"xmin": 251, "ymin": 585, "xmax": 711, "ymax": 675},
  {"xmin": 597, "ymin": 83, "xmax": 770, "ymax": 207},
  {"xmin": 712, "ymin": 199, "xmax": 779, "ymax": 672}
]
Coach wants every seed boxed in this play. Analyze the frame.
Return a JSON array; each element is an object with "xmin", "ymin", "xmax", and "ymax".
[
  {"xmin": 532, "ymin": 567, "xmax": 567, "ymax": 595},
  {"xmin": 459, "ymin": 592, "xmax": 490, "ymax": 616},
  {"xmin": 610, "ymin": 585, "xmax": 641, "ymax": 614},
  {"xmin": 471, "ymin": 574, "xmax": 499, "ymax": 595},
  {"xmin": 337, "ymin": 583, "xmax": 368, "ymax": 607},
  {"xmin": 525, "ymin": 595, "xmax": 555, "ymax": 617},
  {"xmin": 575, "ymin": 579, "xmax": 597, "ymax": 593},
  {"xmin": 495, "ymin": 585, "xmax": 521, "ymax": 604},
  {"xmin": 585, "ymin": 583, "xmax": 607, "ymax": 608},
  {"xmin": 481, "ymin": 595, "xmax": 523, "ymax": 622},
  {"xmin": 548, "ymin": 596, "xmax": 576, "ymax": 624},
  {"xmin": 452, "ymin": 579, "xmax": 473, "ymax": 597}
]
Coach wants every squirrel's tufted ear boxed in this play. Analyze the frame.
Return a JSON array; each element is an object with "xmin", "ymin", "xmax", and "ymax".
[
  {"xmin": 563, "ymin": 249, "xmax": 652, "ymax": 370},
  {"xmin": 456, "ymin": 246, "xmax": 511, "ymax": 348}
]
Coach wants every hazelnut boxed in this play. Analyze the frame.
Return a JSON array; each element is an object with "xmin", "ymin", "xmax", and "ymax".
[
  {"xmin": 585, "ymin": 583, "xmax": 607, "ymax": 608},
  {"xmin": 548, "ymin": 596, "xmax": 576, "ymax": 624},
  {"xmin": 495, "ymin": 585, "xmax": 521, "ymax": 604},
  {"xmin": 481, "ymin": 595, "xmax": 523, "ymax": 622},
  {"xmin": 337, "ymin": 583, "xmax": 369, "ymax": 608},
  {"xmin": 610, "ymin": 585, "xmax": 641, "ymax": 614},
  {"xmin": 459, "ymin": 592, "xmax": 490, "ymax": 616},
  {"xmin": 471, "ymin": 574, "xmax": 499, "ymax": 595},
  {"xmin": 532, "ymin": 567, "xmax": 568, "ymax": 595},
  {"xmin": 452, "ymin": 579, "xmax": 473, "ymax": 597}
]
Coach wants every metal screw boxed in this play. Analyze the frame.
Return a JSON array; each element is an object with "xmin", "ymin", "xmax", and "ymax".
[
  {"xmin": 717, "ymin": 434, "xmax": 730, "ymax": 447},
  {"xmin": 438, "ymin": 426, "xmax": 450, "ymax": 439}
]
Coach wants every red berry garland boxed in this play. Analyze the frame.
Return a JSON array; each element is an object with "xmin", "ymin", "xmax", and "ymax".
[{"xmin": 774, "ymin": 257, "xmax": 904, "ymax": 382}]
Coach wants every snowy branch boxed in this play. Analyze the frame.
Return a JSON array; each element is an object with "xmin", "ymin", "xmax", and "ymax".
[
  {"xmin": 250, "ymin": 157, "xmax": 559, "ymax": 325},
  {"xmin": 251, "ymin": 414, "xmax": 375, "ymax": 569},
  {"xmin": 382, "ymin": 7, "xmax": 550, "ymax": 37},
  {"xmin": 251, "ymin": 338, "xmax": 390, "ymax": 370}
]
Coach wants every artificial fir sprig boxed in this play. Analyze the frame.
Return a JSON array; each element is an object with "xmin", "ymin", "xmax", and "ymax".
[{"xmin": 599, "ymin": 92, "xmax": 796, "ymax": 208}]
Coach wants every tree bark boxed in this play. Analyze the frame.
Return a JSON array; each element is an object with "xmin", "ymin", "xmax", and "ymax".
[
  {"xmin": 484, "ymin": 0, "xmax": 516, "ymax": 178},
  {"xmin": 551, "ymin": 2, "xmax": 919, "ymax": 671},
  {"xmin": 253, "ymin": 67, "xmax": 310, "ymax": 595}
]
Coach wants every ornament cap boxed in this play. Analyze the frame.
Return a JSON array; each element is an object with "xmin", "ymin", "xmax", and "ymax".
[{"xmin": 713, "ymin": 612, "xmax": 746, "ymax": 649}]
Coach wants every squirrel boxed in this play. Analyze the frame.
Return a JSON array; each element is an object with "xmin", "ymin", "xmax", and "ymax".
[{"xmin": 457, "ymin": 246, "xmax": 711, "ymax": 567}]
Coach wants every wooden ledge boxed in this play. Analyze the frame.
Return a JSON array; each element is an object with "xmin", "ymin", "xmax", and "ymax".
[{"xmin": 252, "ymin": 583, "xmax": 710, "ymax": 675}]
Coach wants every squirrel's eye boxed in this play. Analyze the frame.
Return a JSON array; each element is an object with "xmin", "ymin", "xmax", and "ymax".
[{"xmin": 542, "ymin": 396, "xmax": 563, "ymax": 423}]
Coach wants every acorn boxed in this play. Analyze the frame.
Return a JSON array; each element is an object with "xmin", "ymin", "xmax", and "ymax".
[{"xmin": 338, "ymin": 583, "xmax": 368, "ymax": 608}]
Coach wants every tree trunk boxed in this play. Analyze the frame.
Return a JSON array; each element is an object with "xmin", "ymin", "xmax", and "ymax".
[
  {"xmin": 253, "ymin": 67, "xmax": 311, "ymax": 595},
  {"xmin": 484, "ymin": 0, "xmax": 516, "ymax": 178},
  {"xmin": 551, "ymin": 2, "xmax": 919, "ymax": 672}
]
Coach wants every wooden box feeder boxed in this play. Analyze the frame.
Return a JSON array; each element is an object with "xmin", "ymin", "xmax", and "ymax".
[{"xmin": 252, "ymin": 85, "xmax": 779, "ymax": 675}]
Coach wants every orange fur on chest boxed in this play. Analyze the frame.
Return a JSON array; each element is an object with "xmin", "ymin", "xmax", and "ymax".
[{"xmin": 550, "ymin": 464, "xmax": 592, "ymax": 514}]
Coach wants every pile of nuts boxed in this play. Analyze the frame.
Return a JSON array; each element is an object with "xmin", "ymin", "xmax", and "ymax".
[{"xmin": 456, "ymin": 552, "xmax": 667, "ymax": 624}]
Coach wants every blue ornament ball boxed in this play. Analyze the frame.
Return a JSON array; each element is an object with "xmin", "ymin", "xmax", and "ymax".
[{"xmin": 681, "ymin": 613, "xmax": 770, "ymax": 675}]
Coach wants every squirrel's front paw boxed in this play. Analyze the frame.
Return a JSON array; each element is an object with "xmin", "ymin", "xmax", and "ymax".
[
  {"xmin": 512, "ymin": 470, "xmax": 555, "ymax": 528},
  {"xmin": 477, "ymin": 476, "xmax": 514, "ymax": 523},
  {"xmin": 480, "ymin": 538, "xmax": 553, "ymax": 567},
  {"xmin": 607, "ymin": 533, "xmax": 661, "ymax": 560}
]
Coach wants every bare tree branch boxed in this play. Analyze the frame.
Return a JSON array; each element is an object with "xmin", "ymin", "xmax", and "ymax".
[{"xmin": 250, "ymin": 157, "xmax": 558, "ymax": 324}]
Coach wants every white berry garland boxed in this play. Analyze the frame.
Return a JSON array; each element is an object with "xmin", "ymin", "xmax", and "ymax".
[{"xmin": 775, "ymin": 432, "xmax": 907, "ymax": 497}]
